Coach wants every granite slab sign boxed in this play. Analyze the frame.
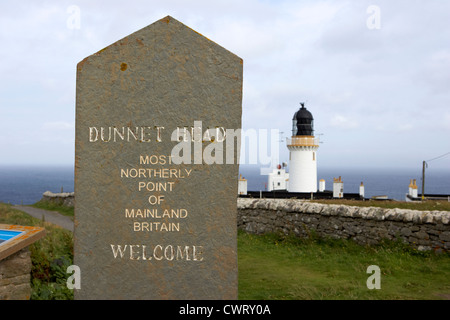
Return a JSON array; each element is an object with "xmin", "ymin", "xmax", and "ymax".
[{"xmin": 74, "ymin": 16, "xmax": 243, "ymax": 299}]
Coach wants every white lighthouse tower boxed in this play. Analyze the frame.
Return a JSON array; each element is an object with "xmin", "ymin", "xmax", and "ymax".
[{"xmin": 287, "ymin": 103, "xmax": 318, "ymax": 193}]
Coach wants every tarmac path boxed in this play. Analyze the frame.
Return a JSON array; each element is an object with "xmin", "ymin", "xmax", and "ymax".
[{"xmin": 13, "ymin": 205, "xmax": 74, "ymax": 232}]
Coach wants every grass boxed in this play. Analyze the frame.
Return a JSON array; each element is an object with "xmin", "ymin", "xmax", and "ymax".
[
  {"xmin": 1, "ymin": 202, "xmax": 449, "ymax": 300},
  {"xmin": 31, "ymin": 199, "xmax": 74, "ymax": 218},
  {"xmin": 238, "ymin": 230, "xmax": 450, "ymax": 300},
  {"xmin": 311, "ymin": 199, "xmax": 450, "ymax": 212}
]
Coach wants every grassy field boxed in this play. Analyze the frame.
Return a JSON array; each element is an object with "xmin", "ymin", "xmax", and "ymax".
[
  {"xmin": 1, "ymin": 202, "xmax": 449, "ymax": 300},
  {"xmin": 238, "ymin": 230, "xmax": 450, "ymax": 300}
]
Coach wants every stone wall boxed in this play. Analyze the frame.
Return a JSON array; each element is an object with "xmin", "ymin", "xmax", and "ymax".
[
  {"xmin": 0, "ymin": 248, "xmax": 32, "ymax": 300},
  {"xmin": 42, "ymin": 191, "xmax": 74, "ymax": 207},
  {"xmin": 237, "ymin": 198, "xmax": 450, "ymax": 251}
]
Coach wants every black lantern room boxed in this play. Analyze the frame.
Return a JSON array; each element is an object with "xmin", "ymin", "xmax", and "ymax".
[{"xmin": 292, "ymin": 103, "xmax": 314, "ymax": 136}]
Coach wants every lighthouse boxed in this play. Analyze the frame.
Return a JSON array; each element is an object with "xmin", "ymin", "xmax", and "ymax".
[{"xmin": 287, "ymin": 103, "xmax": 318, "ymax": 193}]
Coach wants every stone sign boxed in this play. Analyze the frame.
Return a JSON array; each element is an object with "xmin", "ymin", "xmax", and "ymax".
[{"xmin": 74, "ymin": 16, "xmax": 242, "ymax": 299}]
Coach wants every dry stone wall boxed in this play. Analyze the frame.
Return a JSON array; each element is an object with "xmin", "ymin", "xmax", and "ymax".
[
  {"xmin": 0, "ymin": 248, "xmax": 31, "ymax": 300},
  {"xmin": 237, "ymin": 198, "xmax": 450, "ymax": 251},
  {"xmin": 42, "ymin": 191, "xmax": 74, "ymax": 207}
]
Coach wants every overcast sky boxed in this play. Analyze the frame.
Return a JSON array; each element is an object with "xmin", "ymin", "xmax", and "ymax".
[{"xmin": 0, "ymin": 0, "xmax": 449, "ymax": 171}]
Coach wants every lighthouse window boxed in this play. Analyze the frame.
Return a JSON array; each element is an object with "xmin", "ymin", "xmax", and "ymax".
[
  {"xmin": 278, "ymin": 171, "xmax": 280, "ymax": 175},
  {"xmin": 313, "ymin": 152, "xmax": 315, "ymax": 161},
  {"xmin": 277, "ymin": 182, "xmax": 280, "ymax": 186}
]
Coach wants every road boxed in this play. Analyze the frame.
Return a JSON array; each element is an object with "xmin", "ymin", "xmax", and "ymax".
[{"xmin": 13, "ymin": 205, "xmax": 74, "ymax": 232}]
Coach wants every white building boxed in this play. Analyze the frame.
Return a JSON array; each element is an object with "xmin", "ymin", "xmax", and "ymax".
[
  {"xmin": 267, "ymin": 164, "xmax": 289, "ymax": 191},
  {"xmin": 333, "ymin": 176, "xmax": 344, "ymax": 198},
  {"xmin": 359, "ymin": 182, "xmax": 365, "ymax": 198},
  {"xmin": 319, "ymin": 179, "xmax": 326, "ymax": 192},
  {"xmin": 286, "ymin": 103, "xmax": 318, "ymax": 193},
  {"xmin": 408, "ymin": 179, "xmax": 418, "ymax": 198},
  {"xmin": 238, "ymin": 175, "xmax": 247, "ymax": 195}
]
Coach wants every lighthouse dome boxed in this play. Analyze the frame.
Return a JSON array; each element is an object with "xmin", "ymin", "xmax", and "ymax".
[{"xmin": 292, "ymin": 103, "xmax": 314, "ymax": 136}]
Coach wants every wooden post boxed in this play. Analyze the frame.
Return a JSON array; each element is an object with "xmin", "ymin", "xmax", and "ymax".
[{"xmin": 421, "ymin": 161, "xmax": 426, "ymax": 201}]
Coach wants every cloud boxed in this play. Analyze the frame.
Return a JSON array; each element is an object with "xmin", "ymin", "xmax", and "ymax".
[
  {"xmin": 0, "ymin": 0, "xmax": 449, "ymax": 170},
  {"xmin": 397, "ymin": 123, "xmax": 413, "ymax": 132},
  {"xmin": 42, "ymin": 122, "xmax": 74, "ymax": 131},
  {"xmin": 329, "ymin": 115, "xmax": 359, "ymax": 129},
  {"xmin": 415, "ymin": 50, "xmax": 450, "ymax": 95}
]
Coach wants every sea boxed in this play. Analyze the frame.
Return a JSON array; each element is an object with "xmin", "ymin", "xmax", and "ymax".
[
  {"xmin": 0, "ymin": 165, "xmax": 449, "ymax": 205},
  {"xmin": 0, "ymin": 166, "xmax": 75, "ymax": 205}
]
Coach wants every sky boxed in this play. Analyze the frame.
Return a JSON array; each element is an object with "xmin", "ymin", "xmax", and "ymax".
[{"xmin": 0, "ymin": 0, "xmax": 449, "ymax": 172}]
